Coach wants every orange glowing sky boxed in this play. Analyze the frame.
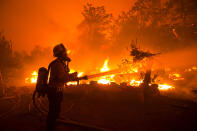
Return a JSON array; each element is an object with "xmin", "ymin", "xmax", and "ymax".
[{"xmin": 0, "ymin": 0, "xmax": 136, "ymax": 51}]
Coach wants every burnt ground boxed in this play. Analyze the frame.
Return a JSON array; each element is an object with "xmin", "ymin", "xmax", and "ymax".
[{"xmin": 0, "ymin": 86, "xmax": 197, "ymax": 131}]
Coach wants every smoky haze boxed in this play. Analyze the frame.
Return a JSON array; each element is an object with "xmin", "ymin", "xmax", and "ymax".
[
  {"xmin": 0, "ymin": 0, "xmax": 197, "ymax": 87},
  {"xmin": 0, "ymin": 0, "xmax": 135, "ymax": 51}
]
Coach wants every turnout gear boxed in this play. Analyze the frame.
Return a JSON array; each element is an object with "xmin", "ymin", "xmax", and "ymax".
[
  {"xmin": 46, "ymin": 44, "xmax": 86, "ymax": 131},
  {"xmin": 33, "ymin": 43, "xmax": 88, "ymax": 131},
  {"xmin": 36, "ymin": 67, "xmax": 48, "ymax": 97},
  {"xmin": 35, "ymin": 44, "xmax": 71, "ymax": 98},
  {"xmin": 53, "ymin": 43, "xmax": 71, "ymax": 62},
  {"xmin": 46, "ymin": 58, "xmax": 74, "ymax": 131}
]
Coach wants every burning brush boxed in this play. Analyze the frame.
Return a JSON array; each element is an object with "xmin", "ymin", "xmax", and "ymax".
[
  {"xmin": 25, "ymin": 41, "xmax": 177, "ymax": 93},
  {"xmin": 130, "ymin": 42, "xmax": 160, "ymax": 62}
]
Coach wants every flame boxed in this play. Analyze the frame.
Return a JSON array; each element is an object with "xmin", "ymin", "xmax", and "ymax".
[
  {"xmin": 192, "ymin": 66, "xmax": 197, "ymax": 70},
  {"xmin": 25, "ymin": 70, "xmax": 38, "ymax": 84},
  {"xmin": 69, "ymin": 69, "xmax": 75, "ymax": 73},
  {"xmin": 185, "ymin": 66, "xmax": 197, "ymax": 72},
  {"xmin": 66, "ymin": 71, "xmax": 84, "ymax": 85},
  {"xmin": 67, "ymin": 50, "xmax": 71, "ymax": 54},
  {"xmin": 66, "ymin": 81, "xmax": 77, "ymax": 86},
  {"xmin": 100, "ymin": 59, "xmax": 109, "ymax": 72},
  {"xmin": 98, "ymin": 79, "xmax": 111, "ymax": 84},
  {"xmin": 169, "ymin": 73, "xmax": 184, "ymax": 81},
  {"xmin": 130, "ymin": 79, "xmax": 143, "ymax": 86},
  {"xmin": 69, "ymin": 68, "xmax": 84, "ymax": 77},
  {"xmin": 173, "ymin": 73, "xmax": 180, "ymax": 77},
  {"xmin": 98, "ymin": 59, "xmax": 113, "ymax": 84},
  {"xmin": 132, "ymin": 68, "xmax": 138, "ymax": 73},
  {"xmin": 77, "ymin": 72, "xmax": 84, "ymax": 77},
  {"xmin": 158, "ymin": 84, "xmax": 175, "ymax": 91},
  {"xmin": 31, "ymin": 71, "xmax": 38, "ymax": 83},
  {"xmin": 24, "ymin": 58, "xmax": 180, "ymax": 93}
]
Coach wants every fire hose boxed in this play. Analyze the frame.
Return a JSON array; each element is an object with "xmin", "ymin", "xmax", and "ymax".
[
  {"xmin": 32, "ymin": 69, "xmax": 122, "ymax": 114},
  {"xmin": 86, "ymin": 69, "xmax": 121, "ymax": 79},
  {"xmin": 31, "ymin": 70, "xmax": 123, "ymax": 130}
]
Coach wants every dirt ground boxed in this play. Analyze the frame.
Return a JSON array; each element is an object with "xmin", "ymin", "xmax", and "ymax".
[{"xmin": 0, "ymin": 86, "xmax": 197, "ymax": 131}]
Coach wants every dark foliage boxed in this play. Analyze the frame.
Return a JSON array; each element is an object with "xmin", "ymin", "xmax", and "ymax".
[
  {"xmin": 0, "ymin": 33, "xmax": 21, "ymax": 81},
  {"xmin": 130, "ymin": 43, "xmax": 158, "ymax": 62}
]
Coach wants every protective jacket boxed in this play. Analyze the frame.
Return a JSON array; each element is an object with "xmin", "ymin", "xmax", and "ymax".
[{"xmin": 48, "ymin": 58, "xmax": 70, "ymax": 92}]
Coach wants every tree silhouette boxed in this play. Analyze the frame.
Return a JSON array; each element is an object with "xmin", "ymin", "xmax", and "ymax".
[
  {"xmin": 78, "ymin": 3, "xmax": 113, "ymax": 50},
  {"xmin": 0, "ymin": 33, "xmax": 21, "ymax": 81},
  {"xmin": 114, "ymin": 0, "xmax": 197, "ymax": 51}
]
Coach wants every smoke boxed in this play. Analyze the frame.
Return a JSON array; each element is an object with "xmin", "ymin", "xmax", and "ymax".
[
  {"xmin": 0, "ymin": 43, "xmax": 53, "ymax": 86},
  {"xmin": 1, "ymin": 0, "xmax": 197, "ymax": 103},
  {"xmin": 151, "ymin": 45, "xmax": 197, "ymax": 101},
  {"xmin": 0, "ymin": 0, "xmax": 135, "ymax": 51},
  {"xmin": 156, "ymin": 45, "xmax": 197, "ymax": 69}
]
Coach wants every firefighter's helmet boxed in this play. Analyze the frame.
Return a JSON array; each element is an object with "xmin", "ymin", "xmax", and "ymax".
[
  {"xmin": 53, "ymin": 43, "xmax": 66, "ymax": 57},
  {"xmin": 53, "ymin": 43, "xmax": 71, "ymax": 62}
]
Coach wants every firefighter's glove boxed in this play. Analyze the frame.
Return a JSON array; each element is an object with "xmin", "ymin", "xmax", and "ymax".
[
  {"xmin": 69, "ymin": 72, "xmax": 78, "ymax": 81},
  {"xmin": 82, "ymin": 75, "xmax": 88, "ymax": 80}
]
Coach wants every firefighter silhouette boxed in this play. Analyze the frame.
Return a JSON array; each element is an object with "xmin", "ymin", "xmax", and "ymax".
[{"xmin": 46, "ymin": 44, "xmax": 87, "ymax": 131}]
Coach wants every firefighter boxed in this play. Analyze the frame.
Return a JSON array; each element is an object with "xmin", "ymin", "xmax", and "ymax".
[{"xmin": 46, "ymin": 43, "xmax": 87, "ymax": 131}]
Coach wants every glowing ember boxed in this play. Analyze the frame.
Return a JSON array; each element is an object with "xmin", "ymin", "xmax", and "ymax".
[
  {"xmin": 158, "ymin": 84, "xmax": 175, "ymax": 91},
  {"xmin": 130, "ymin": 79, "xmax": 143, "ymax": 86},
  {"xmin": 169, "ymin": 73, "xmax": 184, "ymax": 80},
  {"xmin": 98, "ymin": 79, "xmax": 111, "ymax": 84},
  {"xmin": 66, "ymin": 82, "xmax": 77, "ymax": 86}
]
